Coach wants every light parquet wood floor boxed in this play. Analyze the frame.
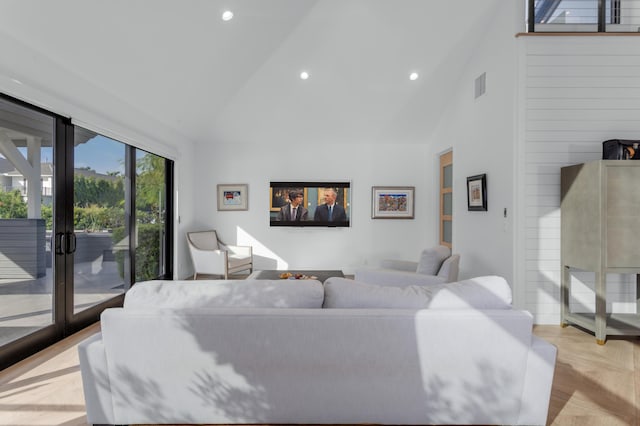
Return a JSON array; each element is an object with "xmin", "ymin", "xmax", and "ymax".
[{"xmin": 1, "ymin": 323, "xmax": 639, "ymax": 426}]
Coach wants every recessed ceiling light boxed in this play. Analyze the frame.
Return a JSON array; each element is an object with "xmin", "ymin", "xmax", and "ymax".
[
  {"xmin": 300, "ymin": 71, "xmax": 310, "ymax": 80},
  {"xmin": 222, "ymin": 10, "xmax": 234, "ymax": 21},
  {"xmin": 409, "ymin": 72, "xmax": 419, "ymax": 81}
]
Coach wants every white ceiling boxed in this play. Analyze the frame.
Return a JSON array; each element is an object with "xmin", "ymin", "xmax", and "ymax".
[{"xmin": 0, "ymin": 0, "xmax": 502, "ymax": 146}]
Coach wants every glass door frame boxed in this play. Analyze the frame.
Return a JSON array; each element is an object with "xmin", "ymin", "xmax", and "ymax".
[
  {"xmin": 0, "ymin": 99, "xmax": 65, "ymax": 368},
  {"xmin": 60, "ymin": 123, "xmax": 125, "ymax": 335},
  {"xmin": 0, "ymin": 93, "xmax": 174, "ymax": 369}
]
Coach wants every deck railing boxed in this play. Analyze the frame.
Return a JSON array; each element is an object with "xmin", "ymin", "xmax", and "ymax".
[{"xmin": 528, "ymin": 0, "xmax": 640, "ymax": 32}]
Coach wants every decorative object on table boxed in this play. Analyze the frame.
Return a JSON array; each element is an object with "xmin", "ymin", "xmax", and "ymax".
[
  {"xmin": 371, "ymin": 186, "xmax": 415, "ymax": 219},
  {"xmin": 466, "ymin": 174, "xmax": 487, "ymax": 211},
  {"xmin": 602, "ymin": 139, "xmax": 640, "ymax": 160},
  {"xmin": 217, "ymin": 184, "xmax": 248, "ymax": 211},
  {"xmin": 279, "ymin": 272, "xmax": 318, "ymax": 280},
  {"xmin": 248, "ymin": 270, "xmax": 345, "ymax": 282}
]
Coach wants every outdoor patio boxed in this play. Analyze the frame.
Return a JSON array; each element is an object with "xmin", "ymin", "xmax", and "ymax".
[{"xmin": 0, "ymin": 259, "xmax": 123, "ymax": 347}]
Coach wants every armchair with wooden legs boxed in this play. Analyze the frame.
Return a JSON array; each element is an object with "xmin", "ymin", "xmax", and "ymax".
[{"xmin": 186, "ymin": 230, "xmax": 253, "ymax": 279}]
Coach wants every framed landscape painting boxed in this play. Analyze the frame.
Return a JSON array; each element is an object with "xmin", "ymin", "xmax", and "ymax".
[
  {"xmin": 371, "ymin": 186, "xmax": 415, "ymax": 219},
  {"xmin": 217, "ymin": 184, "xmax": 248, "ymax": 211}
]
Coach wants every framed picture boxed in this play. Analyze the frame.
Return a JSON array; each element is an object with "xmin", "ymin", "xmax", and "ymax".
[
  {"xmin": 467, "ymin": 174, "xmax": 487, "ymax": 211},
  {"xmin": 371, "ymin": 186, "xmax": 415, "ymax": 219},
  {"xmin": 217, "ymin": 184, "xmax": 248, "ymax": 211}
]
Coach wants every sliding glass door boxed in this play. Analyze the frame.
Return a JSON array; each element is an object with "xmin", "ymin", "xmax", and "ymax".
[
  {"xmin": 72, "ymin": 129, "xmax": 127, "ymax": 315},
  {"xmin": 135, "ymin": 150, "xmax": 169, "ymax": 282},
  {"xmin": 0, "ymin": 96, "xmax": 56, "ymax": 349},
  {"xmin": 0, "ymin": 94, "xmax": 173, "ymax": 369}
]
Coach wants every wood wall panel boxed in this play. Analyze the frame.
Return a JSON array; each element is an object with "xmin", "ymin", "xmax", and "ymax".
[{"xmin": 521, "ymin": 37, "xmax": 640, "ymax": 323}]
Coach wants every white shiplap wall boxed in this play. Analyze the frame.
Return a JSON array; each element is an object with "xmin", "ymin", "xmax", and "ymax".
[{"xmin": 519, "ymin": 36, "xmax": 640, "ymax": 324}]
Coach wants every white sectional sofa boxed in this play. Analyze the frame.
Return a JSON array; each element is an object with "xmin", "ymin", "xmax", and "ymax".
[{"xmin": 79, "ymin": 277, "xmax": 557, "ymax": 426}]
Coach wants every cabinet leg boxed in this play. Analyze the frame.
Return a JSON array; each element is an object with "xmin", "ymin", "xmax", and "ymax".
[
  {"xmin": 595, "ymin": 270, "xmax": 607, "ymax": 344},
  {"xmin": 561, "ymin": 265, "xmax": 570, "ymax": 324},
  {"xmin": 596, "ymin": 338, "xmax": 606, "ymax": 345}
]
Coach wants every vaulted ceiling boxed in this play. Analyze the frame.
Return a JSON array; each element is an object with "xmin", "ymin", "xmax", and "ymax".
[{"xmin": 0, "ymin": 0, "xmax": 502, "ymax": 146}]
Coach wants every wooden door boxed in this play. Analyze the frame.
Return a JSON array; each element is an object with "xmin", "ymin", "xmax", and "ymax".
[{"xmin": 439, "ymin": 151, "xmax": 453, "ymax": 248}]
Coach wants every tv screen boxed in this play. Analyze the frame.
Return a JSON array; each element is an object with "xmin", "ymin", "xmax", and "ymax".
[{"xmin": 270, "ymin": 181, "xmax": 351, "ymax": 227}]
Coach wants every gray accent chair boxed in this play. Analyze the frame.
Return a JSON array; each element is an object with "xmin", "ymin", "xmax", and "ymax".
[{"xmin": 186, "ymin": 230, "xmax": 253, "ymax": 279}]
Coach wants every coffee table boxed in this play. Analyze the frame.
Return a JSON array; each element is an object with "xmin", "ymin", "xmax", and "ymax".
[{"xmin": 247, "ymin": 270, "xmax": 344, "ymax": 282}]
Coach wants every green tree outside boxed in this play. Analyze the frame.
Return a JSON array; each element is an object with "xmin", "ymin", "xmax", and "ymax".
[{"xmin": 0, "ymin": 190, "xmax": 27, "ymax": 218}]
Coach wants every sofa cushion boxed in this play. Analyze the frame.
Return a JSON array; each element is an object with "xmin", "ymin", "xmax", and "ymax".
[
  {"xmin": 124, "ymin": 279, "xmax": 324, "ymax": 309},
  {"xmin": 323, "ymin": 276, "xmax": 512, "ymax": 309},
  {"xmin": 415, "ymin": 246, "xmax": 451, "ymax": 275},
  {"xmin": 323, "ymin": 277, "xmax": 432, "ymax": 308}
]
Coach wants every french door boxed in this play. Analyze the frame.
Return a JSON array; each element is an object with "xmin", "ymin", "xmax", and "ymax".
[{"xmin": 0, "ymin": 94, "xmax": 173, "ymax": 369}]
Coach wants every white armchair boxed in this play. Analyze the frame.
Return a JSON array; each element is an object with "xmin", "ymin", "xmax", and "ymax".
[
  {"xmin": 355, "ymin": 246, "xmax": 460, "ymax": 287},
  {"xmin": 186, "ymin": 230, "xmax": 253, "ymax": 279}
]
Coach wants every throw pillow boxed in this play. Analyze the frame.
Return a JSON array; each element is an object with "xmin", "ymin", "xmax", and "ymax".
[
  {"xmin": 124, "ymin": 279, "xmax": 325, "ymax": 309},
  {"xmin": 415, "ymin": 246, "xmax": 451, "ymax": 275}
]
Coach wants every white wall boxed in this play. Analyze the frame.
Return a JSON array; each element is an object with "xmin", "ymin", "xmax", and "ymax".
[
  {"xmin": 187, "ymin": 1, "xmax": 527, "ymax": 282},
  {"xmin": 428, "ymin": 3, "xmax": 522, "ymax": 288},
  {"xmin": 518, "ymin": 36, "xmax": 640, "ymax": 324},
  {"xmin": 190, "ymin": 141, "xmax": 432, "ymax": 276}
]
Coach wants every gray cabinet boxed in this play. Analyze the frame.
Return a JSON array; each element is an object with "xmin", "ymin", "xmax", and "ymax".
[{"xmin": 561, "ymin": 160, "xmax": 640, "ymax": 344}]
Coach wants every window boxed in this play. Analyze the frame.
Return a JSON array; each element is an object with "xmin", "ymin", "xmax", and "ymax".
[
  {"xmin": 135, "ymin": 150, "xmax": 169, "ymax": 281},
  {"xmin": 528, "ymin": 0, "xmax": 630, "ymax": 32}
]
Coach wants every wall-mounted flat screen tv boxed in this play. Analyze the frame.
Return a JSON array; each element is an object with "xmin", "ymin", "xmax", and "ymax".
[{"xmin": 270, "ymin": 181, "xmax": 351, "ymax": 227}]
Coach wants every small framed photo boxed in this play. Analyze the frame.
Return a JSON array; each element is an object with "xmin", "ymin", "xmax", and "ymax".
[
  {"xmin": 217, "ymin": 184, "xmax": 248, "ymax": 211},
  {"xmin": 371, "ymin": 186, "xmax": 415, "ymax": 219},
  {"xmin": 467, "ymin": 174, "xmax": 487, "ymax": 211}
]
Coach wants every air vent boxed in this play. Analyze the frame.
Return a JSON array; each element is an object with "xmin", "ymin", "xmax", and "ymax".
[{"xmin": 474, "ymin": 72, "xmax": 486, "ymax": 99}]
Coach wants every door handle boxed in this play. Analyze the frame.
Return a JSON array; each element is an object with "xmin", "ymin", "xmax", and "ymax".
[
  {"xmin": 55, "ymin": 232, "xmax": 65, "ymax": 255},
  {"xmin": 66, "ymin": 232, "xmax": 76, "ymax": 254}
]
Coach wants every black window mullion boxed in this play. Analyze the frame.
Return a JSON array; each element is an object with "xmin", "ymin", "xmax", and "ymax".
[
  {"xmin": 124, "ymin": 146, "xmax": 136, "ymax": 289},
  {"xmin": 55, "ymin": 117, "xmax": 74, "ymax": 336},
  {"xmin": 528, "ymin": 0, "xmax": 536, "ymax": 32},
  {"xmin": 598, "ymin": 0, "xmax": 606, "ymax": 32},
  {"xmin": 162, "ymin": 159, "xmax": 174, "ymax": 279}
]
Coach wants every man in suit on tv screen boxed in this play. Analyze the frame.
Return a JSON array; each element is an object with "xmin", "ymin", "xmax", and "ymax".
[
  {"xmin": 314, "ymin": 187, "xmax": 347, "ymax": 222},
  {"xmin": 276, "ymin": 190, "xmax": 308, "ymax": 221}
]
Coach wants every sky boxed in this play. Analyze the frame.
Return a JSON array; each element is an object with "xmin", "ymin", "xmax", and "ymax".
[{"xmin": 74, "ymin": 135, "xmax": 125, "ymax": 175}]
